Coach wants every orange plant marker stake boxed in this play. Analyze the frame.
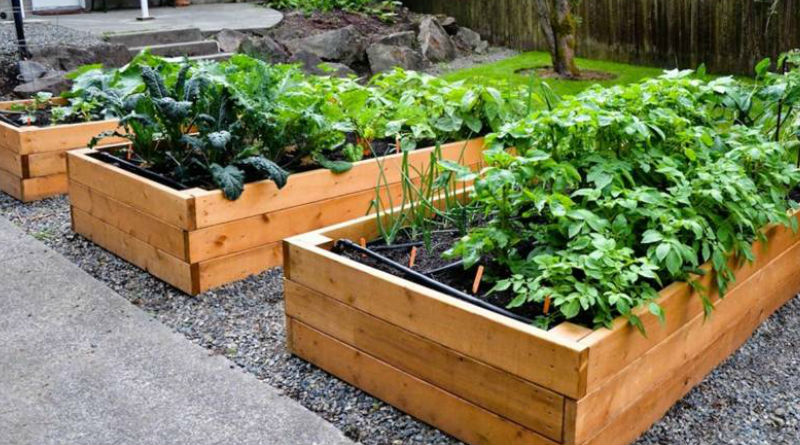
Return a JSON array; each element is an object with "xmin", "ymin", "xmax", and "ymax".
[
  {"xmin": 472, "ymin": 265, "xmax": 485, "ymax": 294},
  {"xmin": 359, "ymin": 237, "xmax": 367, "ymax": 258},
  {"xmin": 396, "ymin": 136, "xmax": 401, "ymax": 154},
  {"xmin": 408, "ymin": 246, "xmax": 418, "ymax": 268},
  {"xmin": 543, "ymin": 296, "xmax": 551, "ymax": 314}
]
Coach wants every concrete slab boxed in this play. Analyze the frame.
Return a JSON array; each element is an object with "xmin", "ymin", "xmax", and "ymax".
[
  {"xmin": 0, "ymin": 216, "xmax": 354, "ymax": 445},
  {"xmin": 38, "ymin": 3, "xmax": 283, "ymax": 36}
]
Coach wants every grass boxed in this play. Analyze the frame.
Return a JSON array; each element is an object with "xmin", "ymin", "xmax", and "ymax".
[{"xmin": 440, "ymin": 51, "xmax": 667, "ymax": 97}]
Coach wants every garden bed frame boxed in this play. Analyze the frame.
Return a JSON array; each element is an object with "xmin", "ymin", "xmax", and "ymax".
[
  {"xmin": 283, "ymin": 206, "xmax": 800, "ymax": 445},
  {"xmin": 67, "ymin": 138, "xmax": 486, "ymax": 295},
  {"xmin": 0, "ymin": 98, "xmax": 123, "ymax": 202}
]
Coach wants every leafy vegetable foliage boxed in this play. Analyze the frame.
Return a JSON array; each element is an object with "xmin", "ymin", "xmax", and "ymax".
[{"xmin": 444, "ymin": 69, "xmax": 800, "ymax": 331}]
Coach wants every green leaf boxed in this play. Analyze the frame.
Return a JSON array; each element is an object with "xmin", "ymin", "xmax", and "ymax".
[
  {"xmin": 210, "ymin": 164, "xmax": 245, "ymax": 200},
  {"xmin": 236, "ymin": 156, "xmax": 289, "ymax": 188},
  {"xmin": 641, "ymin": 230, "xmax": 663, "ymax": 244},
  {"xmin": 648, "ymin": 302, "xmax": 666, "ymax": 324},
  {"xmin": 313, "ymin": 153, "xmax": 353, "ymax": 174}
]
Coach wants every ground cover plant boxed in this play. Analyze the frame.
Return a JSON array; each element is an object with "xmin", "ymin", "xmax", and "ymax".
[
  {"xmin": 441, "ymin": 51, "xmax": 668, "ymax": 97},
  {"xmin": 350, "ymin": 63, "xmax": 800, "ymax": 333},
  {"xmin": 77, "ymin": 52, "xmax": 528, "ymax": 201}
]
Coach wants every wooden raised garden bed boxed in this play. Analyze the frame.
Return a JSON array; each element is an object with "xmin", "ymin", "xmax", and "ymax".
[
  {"xmin": 0, "ymin": 98, "xmax": 123, "ymax": 202},
  {"xmin": 67, "ymin": 138, "xmax": 486, "ymax": 295},
  {"xmin": 283, "ymin": 206, "xmax": 800, "ymax": 445}
]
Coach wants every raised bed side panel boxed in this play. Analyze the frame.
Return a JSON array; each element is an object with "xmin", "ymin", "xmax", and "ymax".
[
  {"xmin": 287, "ymin": 318, "xmax": 561, "ymax": 445},
  {"xmin": 189, "ymin": 138, "xmax": 486, "ymax": 229},
  {"xmin": 569, "ymin": 222, "xmax": 800, "ymax": 445},
  {"xmin": 283, "ymin": 233, "xmax": 589, "ymax": 399}
]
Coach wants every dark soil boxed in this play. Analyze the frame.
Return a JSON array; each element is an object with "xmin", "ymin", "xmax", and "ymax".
[
  {"xmin": 335, "ymin": 224, "xmax": 545, "ymax": 323},
  {"xmin": 266, "ymin": 9, "xmax": 417, "ymax": 44},
  {"xmin": 515, "ymin": 66, "xmax": 617, "ymax": 81},
  {"xmin": 0, "ymin": 106, "xmax": 87, "ymax": 127}
]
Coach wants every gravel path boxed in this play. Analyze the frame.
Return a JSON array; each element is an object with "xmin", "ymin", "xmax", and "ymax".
[
  {"xmin": 423, "ymin": 47, "xmax": 520, "ymax": 77},
  {"xmin": 1, "ymin": 193, "xmax": 798, "ymax": 445},
  {"xmin": 0, "ymin": 22, "xmax": 104, "ymax": 56}
]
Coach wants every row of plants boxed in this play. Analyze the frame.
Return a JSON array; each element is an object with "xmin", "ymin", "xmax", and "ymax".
[
  {"xmin": 355, "ymin": 57, "xmax": 800, "ymax": 332},
  {"xmin": 44, "ymin": 52, "xmax": 526, "ymax": 200}
]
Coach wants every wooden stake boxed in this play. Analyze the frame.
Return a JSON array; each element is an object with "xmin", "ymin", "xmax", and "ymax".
[
  {"xmin": 359, "ymin": 237, "xmax": 366, "ymax": 249},
  {"xmin": 396, "ymin": 136, "xmax": 401, "ymax": 154},
  {"xmin": 472, "ymin": 265, "xmax": 485, "ymax": 294},
  {"xmin": 408, "ymin": 246, "xmax": 418, "ymax": 268},
  {"xmin": 543, "ymin": 296, "xmax": 551, "ymax": 314}
]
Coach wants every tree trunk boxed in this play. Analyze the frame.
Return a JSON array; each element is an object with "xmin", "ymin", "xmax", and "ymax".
[{"xmin": 534, "ymin": 0, "xmax": 581, "ymax": 78}]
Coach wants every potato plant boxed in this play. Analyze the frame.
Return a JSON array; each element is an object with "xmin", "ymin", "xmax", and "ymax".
[{"xmin": 442, "ymin": 69, "xmax": 800, "ymax": 331}]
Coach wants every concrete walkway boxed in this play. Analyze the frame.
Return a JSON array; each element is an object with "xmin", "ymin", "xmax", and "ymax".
[
  {"xmin": 0, "ymin": 217, "xmax": 354, "ymax": 445},
  {"xmin": 39, "ymin": 3, "xmax": 283, "ymax": 35}
]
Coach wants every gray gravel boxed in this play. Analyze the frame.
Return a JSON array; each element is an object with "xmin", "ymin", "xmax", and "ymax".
[
  {"xmin": 423, "ymin": 47, "xmax": 520, "ymax": 77},
  {"xmin": 0, "ymin": 22, "xmax": 104, "ymax": 56},
  {"xmin": 0, "ymin": 192, "xmax": 798, "ymax": 445}
]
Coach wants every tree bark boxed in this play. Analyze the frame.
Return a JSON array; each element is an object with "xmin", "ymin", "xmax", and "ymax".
[{"xmin": 534, "ymin": 0, "xmax": 581, "ymax": 78}]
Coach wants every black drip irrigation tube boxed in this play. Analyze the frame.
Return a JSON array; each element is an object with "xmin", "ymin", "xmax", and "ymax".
[
  {"xmin": 369, "ymin": 241, "xmax": 424, "ymax": 252},
  {"xmin": 335, "ymin": 239, "xmax": 534, "ymax": 325},
  {"xmin": 90, "ymin": 151, "xmax": 189, "ymax": 191}
]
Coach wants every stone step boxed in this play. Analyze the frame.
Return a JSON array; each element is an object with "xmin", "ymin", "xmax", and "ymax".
[
  {"xmin": 129, "ymin": 40, "xmax": 220, "ymax": 58},
  {"xmin": 105, "ymin": 27, "xmax": 205, "ymax": 48}
]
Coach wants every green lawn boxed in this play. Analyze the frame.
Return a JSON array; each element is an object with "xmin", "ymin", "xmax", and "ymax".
[{"xmin": 441, "ymin": 51, "xmax": 667, "ymax": 97}]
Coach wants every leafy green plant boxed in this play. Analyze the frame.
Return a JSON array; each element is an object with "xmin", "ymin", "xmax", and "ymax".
[
  {"xmin": 9, "ymin": 92, "xmax": 53, "ymax": 125},
  {"xmin": 90, "ymin": 64, "xmax": 287, "ymax": 200},
  {"xmin": 436, "ymin": 70, "xmax": 800, "ymax": 332}
]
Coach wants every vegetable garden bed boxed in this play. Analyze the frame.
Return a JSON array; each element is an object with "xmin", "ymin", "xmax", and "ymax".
[
  {"xmin": 67, "ymin": 138, "xmax": 485, "ymax": 295},
  {"xmin": 283, "ymin": 204, "xmax": 800, "ymax": 445},
  {"xmin": 0, "ymin": 98, "xmax": 123, "ymax": 202}
]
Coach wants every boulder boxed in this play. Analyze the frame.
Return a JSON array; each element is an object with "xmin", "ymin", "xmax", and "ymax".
[
  {"xmin": 367, "ymin": 43, "xmax": 424, "ymax": 73},
  {"xmin": 238, "ymin": 35, "xmax": 291, "ymax": 64},
  {"xmin": 14, "ymin": 70, "xmax": 70, "ymax": 95},
  {"xmin": 30, "ymin": 43, "xmax": 131, "ymax": 72},
  {"xmin": 289, "ymin": 51, "xmax": 356, "ymax": 77},
  {"xmin": 438, "ymin": 16, "xmax": 459, "ymax": 34},
  {"xmin": 16, "ymin": 60, "xmax": 49, "ymax": 83},
  {"xmin": 284, "ymin": 25, "xmax": 366, "ymax": 66},
  {"xmin": 215, "ymin": 29, "xmax": 249, "ymax": 53},
  {"xmin": 417, "ymin": 16, "xmax": 456, "ymax": 63},
  {"xmin": 454, "ymin": 27, "xmax": 488, "ymax": 54},
  {"xmin": 376, "ymin": 31, "xmax": 418, "ymax": 49}
]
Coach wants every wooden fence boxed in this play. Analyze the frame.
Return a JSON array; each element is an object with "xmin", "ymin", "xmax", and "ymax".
[{"xmin": 403, "ymin": 0, "xmax": 800, "ymax": 75}]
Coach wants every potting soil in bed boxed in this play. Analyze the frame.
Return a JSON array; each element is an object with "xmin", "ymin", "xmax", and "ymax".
[{"xmin": 1, "ymin": 193, "xmax": 797, "ymax": 445}]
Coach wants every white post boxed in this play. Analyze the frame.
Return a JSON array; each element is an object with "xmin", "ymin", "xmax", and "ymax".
[{"xmin": 137, "ymin": 0, "xmax": 153, "ymax": 20}]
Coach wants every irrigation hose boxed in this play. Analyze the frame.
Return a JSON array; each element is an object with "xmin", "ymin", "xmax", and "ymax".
[{"xmin": 335, "ymin": 239, "xmax": 533, "ymax": 325}]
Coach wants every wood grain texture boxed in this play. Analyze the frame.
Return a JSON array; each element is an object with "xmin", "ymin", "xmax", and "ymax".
[
  {"xmin": 284, "ymin": 239, "xmax": 588, "ymax": 398},
  {"xmin": 288, "ymin": 318, "xmax": 560, "ymax": 445},
  {"xmin": 190, "ymin": 138, "xmax": 485, "ymax": 228},
  {"xmin": 285, "ymin": 279, "xmax": 565, "ymax": 441},
  {"xmin": 71, "ymin": 207, "xmax": 194, "ymax": 293},
  {"xmin": 403, "ymin": 0, "xmax": 800, "ymax": 74}
]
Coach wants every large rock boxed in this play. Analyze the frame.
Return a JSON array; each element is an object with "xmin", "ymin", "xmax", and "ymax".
[
  {"xmin": 238, "ymin": 35, "xmax": 291, "ymax": 64},
  {"xmin": 289, "ymin": 51, "xmax": 356, "ymax": 78},
  {"xmin": 16, "ymin": 60, "xmax": 49, "ymax": 83},
  {"xmin": 438, "ymin": 16, "xmax": 459, "ymax": 34},
  {"xmin": 367, "ymin": 43, "xmax": 424, "ymax": 73},
  {"xmin": 455, "ymin": 27, "xmax": 488, "ymax": 54},
  {"xmin": 30, "ymin": 43, "xmax": 131, "ymax": 71},
  {"xmin": 376, "ymin": 31, "xmax": 418, "ymax": 49},
  {"xmin": 14, "ymin": 71, "xmax": 70, "ymax": 95},
  {"xmin": 417, "ymin": 16, "xmax": 456, "ymax": 63},
  {"xmin": 215, "ymin": 29, "xmax": 249, "ymax": 53},
  {"xmin": 284, "ymin": 25, "xmax": 366, "ymax": 66}
]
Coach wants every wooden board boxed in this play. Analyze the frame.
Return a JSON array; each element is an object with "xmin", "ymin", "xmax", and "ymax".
[
  {"xmin": 0, "ymin": 147, "xmax": 22, "ymax": 176},
  {"xmin": 27, "ymin": 151, "xmax": 66, "ymax": 177},
  {"xmin": 283, "ymin": 194, "xmax": 800, "ymax": 445},
  {"xmin": 19, "ymin": 174, "xmax": 68, "ymax": 202},
  {"xmin": 195, "ymin": 241, "xmax": 283, "ymax": 293},
  {"xmin": 71, "ymin": 207, "xmax": 194, "ymax": 293},
  {"xmin": 284, "ymin": 238, "xmax": 588, "ymax": 399},
  {"xmin": 68, "ymin": 150, "xmax": 196, "ymax": 230},
  {"xmin": 578, "ymin": 215, "xmax": 800, "ymax": 394},
  {"xmin": 69, "ymin": 180, "xmax": 188, "ymax": 260},
  {"xmin": 570, "ymin": 234, "xmax": 800, "ymax": 444},
  {"xmin": 0, "ymin": 168, "xmax": 22, "ymax": 201},
  {"xmin": 285, "ymin": 279, "xmax": 565, "ymax": 441},
  {"xmin": 288, "ymin": 318, "xmax": 560, "ymax": 445},
  {"xmin": 191, "ymin": 138, "xmax": 486, "ymax": 228}
]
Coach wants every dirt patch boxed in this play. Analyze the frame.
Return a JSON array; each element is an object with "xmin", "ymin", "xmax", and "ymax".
[
  {"xmin": 515, "ymin": 66, "xmax": 617, "ymax": 81},
  {"xmin": 265, "ymin": 9, "xmax": 416, "ymax": 44}
]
